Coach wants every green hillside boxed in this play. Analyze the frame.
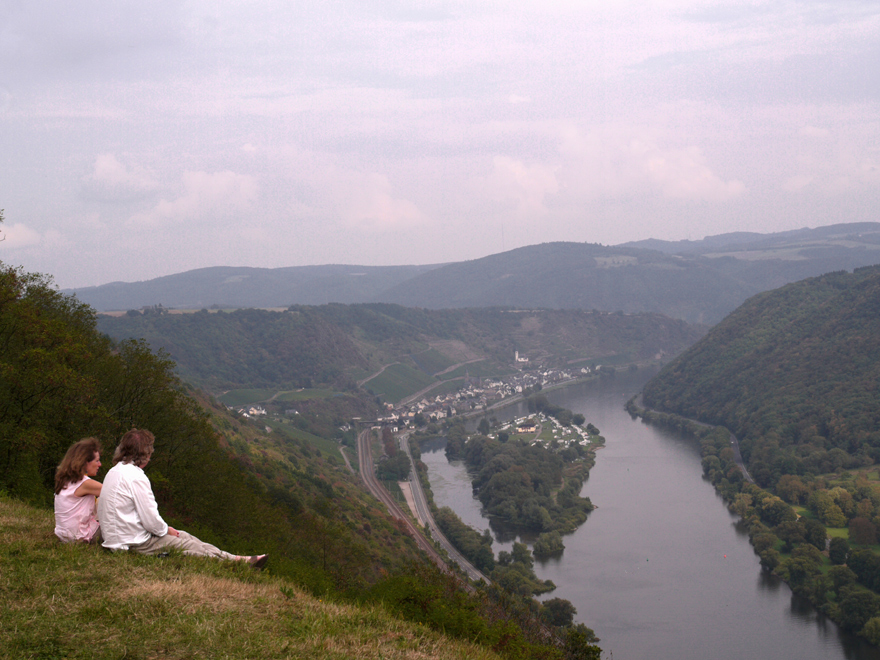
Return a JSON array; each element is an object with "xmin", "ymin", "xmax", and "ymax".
[
  {"xmin": 98, "ymin": 304, "xmax": 705, "ymax": 399},
  {"xmin": 643, "ymin": 265, "xmax": 880, "ymax": 488},
  {"xmin": 639, "ymin": 265, "xmax": 880, "ymax": 642},
  {"xmin": 0, "ymin": 254, "xmax": 599, "ymax": 659}
]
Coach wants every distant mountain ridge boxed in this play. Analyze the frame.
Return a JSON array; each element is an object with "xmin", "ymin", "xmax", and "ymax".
[
  {"xmin": 68, "ymin": 222, "xmax": 880, "ymax": 325},
  {"xmin": 68, "ymin": 263, "xmax": 443, "ymax": 312}
]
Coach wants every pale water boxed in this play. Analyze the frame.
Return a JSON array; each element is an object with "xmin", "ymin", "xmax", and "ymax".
[{"xmin": 419, "ymin": 370, "xmax": 880, "ymax": 660}]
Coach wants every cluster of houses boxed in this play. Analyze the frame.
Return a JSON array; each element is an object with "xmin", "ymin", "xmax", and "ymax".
[
  {"xmin": 228, "ymin": 352, "xmax": 602, "ymax": 437},
  {"xmin": 379, "ymin": 361, "xmax": 596, "ymax": 427},
  {"xmin": 499, "ymin": 414, "xmax": 597, "ymax": 448},
  {"xmin": 237, "ymin": 405, "xmax": 267, "ymax": 418}
]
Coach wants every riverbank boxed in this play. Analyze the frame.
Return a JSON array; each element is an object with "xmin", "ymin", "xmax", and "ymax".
[
  {"xmin": 626, "ymin": 395, "xmax": 880, "ymax": 648},
  {"xmin": 421, "ymin": 372, "xmax": 880, "ymax": 659}
]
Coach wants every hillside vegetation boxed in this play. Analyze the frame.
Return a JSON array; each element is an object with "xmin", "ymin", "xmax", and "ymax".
[
  {"xmin": 0, "ymin": 262, "xmax": 424, "ymax": 591},
  {"xmin": 97, "ymin": 304, "xmax": 704, "ymax": 396},
  {"xmin": 643, "ymin": 265, "xmax": 880, "ymax": 489},
  {"xmin": 1, "ymin": 254, "xmax": 601, "ymax": 659}
]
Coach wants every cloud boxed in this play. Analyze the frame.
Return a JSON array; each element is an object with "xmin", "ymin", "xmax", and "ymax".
[
  {"xmin": 82, "ymin": 153, "xmax": 159, "ymax": 202},
  {"xmin": 0, "ymin": 223, "xmax": 42, "ymax": 248},
  {"xmin": 559, "ymin": 125, "xmax": 745, "ymax": 202},
  {"xmin": 341, "ymin": 172, "xmax": 427, "ymax": 231},
  {"xmin": 800, "ymin": 125, "xmax": 830, "ymax": 138},
  {"xmin": 783, "ymin": 174, "xmax": 814, "ymax": 192},
  {"xmin": 130, "ymin": 170, "xmax": 258, "ymax": 227},
  {"xmin": 636, "ymin": 142, "xmax": 746, "ymax": 201},
  {"xmin": 484, "ymin": 156, "xmax": 559, "ymax": 214}
]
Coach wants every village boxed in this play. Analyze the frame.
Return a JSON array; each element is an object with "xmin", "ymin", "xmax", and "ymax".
[
  {"xmin": 374, "ymin": 354, "xmax": 602, "ymax": 433},
  {"xmin": 232, "ymin": 352, "xmax": 606, "ymax": 444}
]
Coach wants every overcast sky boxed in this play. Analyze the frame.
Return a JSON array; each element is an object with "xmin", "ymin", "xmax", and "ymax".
[{"xmin": 1, "ymin": 1, "xmax": 879, "ymax": 288}]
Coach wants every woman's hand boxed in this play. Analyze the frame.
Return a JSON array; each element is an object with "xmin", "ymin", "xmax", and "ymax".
[{"xmin": 167, "ymin": 526, "xmax": 181, "ymax": 537}]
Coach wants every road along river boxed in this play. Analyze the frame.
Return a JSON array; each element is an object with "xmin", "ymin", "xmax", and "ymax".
[{"xmin": 419, "ymin": 369, "xmax": 880, "ymax": 660}]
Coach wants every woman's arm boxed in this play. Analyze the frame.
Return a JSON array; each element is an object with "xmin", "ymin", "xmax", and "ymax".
[{"xmin": 74, "ymin": 478, "xmax": 102, "ymax": 498}]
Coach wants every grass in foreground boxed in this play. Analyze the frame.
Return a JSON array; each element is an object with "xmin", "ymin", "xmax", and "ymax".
[{"xmin": 0, "ymin": 496, "xmax": 501, "ymax": 660}]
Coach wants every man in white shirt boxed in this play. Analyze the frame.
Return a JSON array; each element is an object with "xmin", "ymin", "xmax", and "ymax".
[{"xmin": 98, "ymin": 428, "xmax": 266, "ymax": 568}]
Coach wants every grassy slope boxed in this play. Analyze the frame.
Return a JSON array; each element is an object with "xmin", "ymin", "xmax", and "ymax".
[{"xmin": 0, "ymin": 496, "xmax": 500, "ymax": 660}]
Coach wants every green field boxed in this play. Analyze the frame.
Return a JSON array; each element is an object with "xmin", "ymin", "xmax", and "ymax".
[
  {"xmin": 273, "ymin": 388, "xmax": 334, "ymax": 402},
  {"xmin": 363, "ymin": 363, "xmax": 436, "ymax": 403},
  {"xmin": 218, "ymin": 388, "xmax": 335, "ymax": 406},
  {"xmin": 408, "ymin": 348, "xmax": 456, "ymax": 375},
  {"xmin": 217, "ymin": 388, "xmax": 277, "ymax": 406},
  {"xmin": 265, "ymin": 419, "xmax": 343, "ymax": 462},
  {"xmin": 437, "ymin": 360, "xmax": 512, "ymax": 381}
]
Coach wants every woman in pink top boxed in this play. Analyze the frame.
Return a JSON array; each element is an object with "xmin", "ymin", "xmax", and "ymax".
[{"xmin": 54, "ymin": 438, "xmax": 103, "ymax": 543}]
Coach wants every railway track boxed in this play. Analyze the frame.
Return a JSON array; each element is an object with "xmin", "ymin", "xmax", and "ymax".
[{"xmin": 356, "ymin": 429, "xmax": 449, "ymax": 570}]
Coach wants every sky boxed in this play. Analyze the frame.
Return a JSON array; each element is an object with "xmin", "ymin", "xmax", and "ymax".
[{"xmin": 1, "ymin": 0, "xmax": 879, "ymax": 289}]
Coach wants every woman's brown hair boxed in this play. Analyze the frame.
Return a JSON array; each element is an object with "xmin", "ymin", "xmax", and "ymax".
[
  {"xmin": 54, "ymin": 438, "xmax": 102, "ymax": 494},
  {"xmin": 112, "ymin": 428, "xmax": 155, "ymax": 466}
]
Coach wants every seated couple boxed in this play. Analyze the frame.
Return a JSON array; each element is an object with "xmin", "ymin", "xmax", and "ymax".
[{"xmin": 54, "ymin": 429, "xmax": 267, "ymax": 569}]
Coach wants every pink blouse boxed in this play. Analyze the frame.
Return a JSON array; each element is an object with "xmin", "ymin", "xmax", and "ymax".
[{"xmin": 54, "ymin": 476, "xmax": 100, "ymax": 543}]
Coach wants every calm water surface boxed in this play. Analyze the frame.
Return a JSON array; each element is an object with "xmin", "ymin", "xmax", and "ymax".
[{"xmin": 420, "ymin": 371, "xmax": 880, "ymax": 660}]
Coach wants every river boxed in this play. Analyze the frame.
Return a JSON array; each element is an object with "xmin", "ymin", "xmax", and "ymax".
[{"xmin": 418, "ymin": 369, "xmax": 880, "ymax": 660}]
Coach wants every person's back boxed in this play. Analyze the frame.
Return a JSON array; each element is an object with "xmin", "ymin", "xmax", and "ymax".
[
  {"xmin": 98, "ymin": 428, "xmax": 266, "ymax": 568},
  {"xmin": 53, "ymin": 437, "xmax": 103, "ymax": 544},
  {"xmin": 54, "ymin": 476, "xmax": 100, "ymax": 543},
  {"xmin": 97, "ymin": 461, "xmax": 165, "ymax": 550}
]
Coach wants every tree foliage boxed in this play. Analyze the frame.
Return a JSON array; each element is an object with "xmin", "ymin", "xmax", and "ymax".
[
  {"xmin": 644, "ymin": 266, "xmax": 880, "ymax": 487},
  {"xmin": 463, "ymin": 434, "xmax": 594, "ymax": 534}
]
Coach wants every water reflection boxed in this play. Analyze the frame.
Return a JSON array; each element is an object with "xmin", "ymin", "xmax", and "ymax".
[{"xmin": 419, "ymin": 369, "xmax": 880, "ymax": 660}]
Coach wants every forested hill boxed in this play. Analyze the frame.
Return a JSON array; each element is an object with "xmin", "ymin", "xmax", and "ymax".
[
  {"xmin": 69, "ymin": 222, "xmax": 880, "ymax": 325},
  {"xmin": 97, "ymin": 304, "xmax": 705, "ymax": 392},
  {"xmin": 643, "ymin": 265, "xmax": 880, "ymax": 488}
]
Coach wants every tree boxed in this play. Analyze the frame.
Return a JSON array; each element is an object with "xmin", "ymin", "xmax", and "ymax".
[
  {"xmin": 382, "ymin": 426, "xmax": 397, "ymax": 457},
  {"xmin": 572, "ymin": 413, "xmax": 585, "ymax": 426},
  {"xmin": 828, "ymin": 565, "xmax": 857, "ymax": 593},
  {"xmin": 776, "ymin": 475, "xmax": 808, "ymax": 504},
  {"xmin": 838, "ymin": 591, "xmax": 880, "ymax": 632},
  {"xmin": 511, "ymin": 541, "xmax": 534, "ymax": 569},
  {"xmin": 802, "ymin": 518, "xmax": 827, "ymax": 551},
  {"xmin": 759, "ymin": 497, "xmax": 797, "ymax": 527},
  {"xmin": 477, "ymin": 418, "xmax": 491, "ymax": 435},
  {"xmin": 542, "ymin": 598, "xmax": 577, "ymax": 627},
  {"xmin": 564, "ymin": 624, "xmax": 601, "ymax": 660},
  {"xmin": 533, "ymin": 531, "xmax": 565, "ymax": 558},
  {"xmin": 862, "ymin": 618, "xmax": 880, "ymax": 646},
  {"xmin": 829, "ymin": 537, "xmax": 850, "ymax": 565},
  {"xmin": 731, "ymin": 493, "xmax": 754, "ymax": 518},
  {"xmin": 774, "ymin": 520, "xmax": 805, "ymax": 553},
  {"xmin": 820, "ymin": 503, "xmax": 848, "ymax": 528},
  {"xmin": 0, "ymin": 264, "xmax": 113, "ymax": 502},
  {"xmin": 849, "ymin": 517, "xmax": 877, "ymax": 546}
]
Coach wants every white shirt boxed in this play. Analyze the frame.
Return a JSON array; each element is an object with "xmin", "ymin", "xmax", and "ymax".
[
  {"xmin": 97, "ymin": 461, "xmax": 168, "ymax": 550},
  {"xmin": 54, "ymin": 476, "xmax": 100, "ymax": 543}
]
